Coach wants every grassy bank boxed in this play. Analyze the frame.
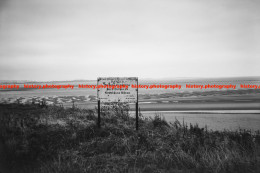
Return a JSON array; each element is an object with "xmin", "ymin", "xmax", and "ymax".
[{"xmin": 0, "ymin": 103, "xmax": 260, "ymax": 173}]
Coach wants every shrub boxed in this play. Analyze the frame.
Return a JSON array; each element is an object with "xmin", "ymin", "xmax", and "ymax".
[{"xmin": 0, "ymin": 103, "xmax": 259, "ymax": 173}]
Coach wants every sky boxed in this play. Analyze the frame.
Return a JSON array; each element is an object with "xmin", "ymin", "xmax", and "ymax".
[{"xmin": 0, "ymin": 0, "xmax": 259, "ymax": 81}]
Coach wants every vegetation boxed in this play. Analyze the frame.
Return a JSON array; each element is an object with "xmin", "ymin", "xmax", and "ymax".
[{"xmin": 0, "ymin": 103, "xmax": 260, "ymax": 173}]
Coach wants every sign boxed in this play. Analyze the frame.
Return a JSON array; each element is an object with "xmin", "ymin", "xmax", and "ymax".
[{"xmin": 97, "ymin": 77, "xmax": 138, "ymax": 103}]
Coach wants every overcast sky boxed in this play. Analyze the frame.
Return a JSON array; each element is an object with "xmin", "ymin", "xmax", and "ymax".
[{"xmin": 0, "ymin": 0, "xmax": 259, "ymax": 81}]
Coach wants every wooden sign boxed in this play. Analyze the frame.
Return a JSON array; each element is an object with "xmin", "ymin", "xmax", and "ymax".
[{"xmin": 97, "ymin": 77, "xmax": 138, "ymax": 103}]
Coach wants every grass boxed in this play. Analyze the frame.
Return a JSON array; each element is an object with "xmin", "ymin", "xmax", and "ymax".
[{"xmin": 0, "ymin": 103, "xmax": 260, "ymax": 173}]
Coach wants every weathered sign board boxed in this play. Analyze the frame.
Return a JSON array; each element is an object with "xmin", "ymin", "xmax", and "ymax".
[
  {"xmin": 97, "ymin": 77, "xmax": 138, "ymax": 103},
  {"xmin": 97, "ymin": 77, "xmax": 139, "ymax": 130}
]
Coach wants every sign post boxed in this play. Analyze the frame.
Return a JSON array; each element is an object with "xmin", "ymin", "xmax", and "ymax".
[
  {"xmin": 97, "ymin": 100, "xmax": 101, "ymax": 128},
  {"xmin": 97, "ymin": 77, "xmax": 138, "ymax": 130},
  {"xmin": 136, "ymin": 79, "xmax": 138, "ymax": 130}
]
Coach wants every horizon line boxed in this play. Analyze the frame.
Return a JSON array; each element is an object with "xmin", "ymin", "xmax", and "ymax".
[{"xmin": 0, "ymin": 76, "xmax": 260, "ymax": 82}]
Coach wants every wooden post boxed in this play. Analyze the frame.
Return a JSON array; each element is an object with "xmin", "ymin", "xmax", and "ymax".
[
  {"xmin": 98, "ymin": 100, "xmax": 101, "ymax": 128},
  {"xmin": 136, "ymin": 102, "xmax": 138, "ymax": 131},
  {"xmin": 136, "ymin": 78, "xmax": 139, "ymax": 131}
]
